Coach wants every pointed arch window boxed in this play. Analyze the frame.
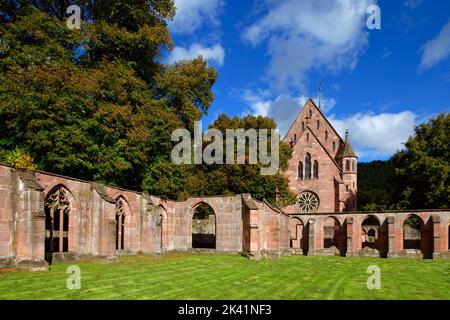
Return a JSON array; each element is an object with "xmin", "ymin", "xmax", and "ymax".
[
  {"xmin": 305, "ymin": 153, "xmax": 312, "ymax": 180},
  {"xmin": 345, "ymin": 160, "xmax": 350, "ymax": 172},
  {"xmin": 116, "ymin": 199, "xmax": 127, "ymax": 251},
  {"xmin": 301, "ymin": 122, "xmax": 305, "ymax": 131},
  {"xmin": 298, "ymin": 161, "xmax": 303, "ymax": 180},
  {"xmin": 352, "ymin": 160, "xmax": 356, "ymax": 171},
  {"xmin": 45, "ymin": 187, "xmax": 71, "ymax": 264},
  {"xmin": 309, "ymin": 109, "xmax": 312, "ymax": 118},
  {"xmin": 294, "ymin": 134, "xmax": 297, "ymax": 143},
  {"xmin": 313, "ymin": 160, "xmax": 319, "ymax": 179},
  {"xmin": 333, "ymin": 141, "xmax": 336, "ymax": 151},
  {"xmin": 325, "ymin": 130, "xmax": 328, "ymax": 141},
  {"xmin": 317, "ymin": 120, "xmax": 320, "ymax": 129}
]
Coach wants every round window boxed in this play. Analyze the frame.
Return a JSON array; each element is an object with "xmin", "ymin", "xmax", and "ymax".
[{"xmin": 297, "ymin": 191, "xmax": 320, "ymax": 213}]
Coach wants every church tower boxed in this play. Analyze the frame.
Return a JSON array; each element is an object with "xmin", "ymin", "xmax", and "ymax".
[{"xmin": 336, "ymin": 130, "xmax": 358, "ymax": 212}]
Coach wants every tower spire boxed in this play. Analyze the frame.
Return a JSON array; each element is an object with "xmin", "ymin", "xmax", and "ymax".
[
  {"xmin": 318, "ymin": 79, "xmax": 323, "ymax": 110},
  {"xmin": 337, "ymin": 129, "xmax": 357, "ymax": 159}
]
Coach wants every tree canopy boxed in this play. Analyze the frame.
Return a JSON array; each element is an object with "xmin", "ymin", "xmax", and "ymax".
[
  {"xmin": 391, "ymin": 113, "xmax": 449, "ymax": 210},
  {"xmin": 358, "ymin": 113, "xmax": 449, "ymax": 211},
  {"xmin": 0, "ymin": 1, "xmax": 294, "ymax": 205}
]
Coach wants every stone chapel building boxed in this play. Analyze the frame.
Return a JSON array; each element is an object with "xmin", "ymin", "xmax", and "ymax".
[{"xmin": 282, "ymin": 98, "xmax": 358, "ymax": 214}]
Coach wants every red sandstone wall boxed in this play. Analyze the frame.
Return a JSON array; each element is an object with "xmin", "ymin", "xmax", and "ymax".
[
  {"xmin": 284, "ymin": 128, "xmax": 341, "ymax": 213},
  {"xmin": 288, "ymin": 212, "xmax": 450, "ymax": 258},
  {"xmin": 1, "ymin": 163, "xmax": 449, "ymax": 270},
  {"xmin": 0, "ymin": 166, "xmax": 12, "ymax": 259}
]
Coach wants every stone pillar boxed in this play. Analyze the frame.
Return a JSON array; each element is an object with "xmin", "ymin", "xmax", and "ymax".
[
  {"xmin": 108, "ymin": 219, "xmax": 117, "ymax": 258},
  {"xmin": 307, "ymin": 218, "xmax": 316, "ymax": 255},
  {"xmin": 248, "ymin": 209, "xmax": 260, "ymax": 259},
  {"xmin": 432, "ymin": 215, "xmax": 441, "ymax": 259},
  {"xmin": 346, "ymin": 217, "xmax": 353, "ymax": 256},
  {"xmin": 10, "ymin": 171, "xmax": 48, "ymax": 271},
  {"xmin": 387, "ymin": 216, "xmax": 399, "ymax": 258},
  {"xmin": 30, "ymin": 209, "xmax": 46, "ymax": 261},
  {"xmin": 442, "ymin": 219, "xmax": 450, "ymax": 258}
]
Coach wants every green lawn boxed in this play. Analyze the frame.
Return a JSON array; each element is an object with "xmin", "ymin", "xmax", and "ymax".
[{"xmin": 1, "ymin": 253, "xmax": 449, "ymax": 300}]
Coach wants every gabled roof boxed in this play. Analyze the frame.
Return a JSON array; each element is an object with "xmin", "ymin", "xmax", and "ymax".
[
  {"xmin": 291, "ymin": 123, "xmax": 342, "ymax": 171},
  {"xmin": 283, "ymin": 98, "xmax": 344, "ymax": 144}
]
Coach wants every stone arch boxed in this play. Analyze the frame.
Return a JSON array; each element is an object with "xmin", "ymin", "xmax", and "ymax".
[
  {"xmin": 190, "ymin": 202, "xmax": 216, "ymax": 249},
  {"xmin": 402, "ymin": 214, "xmax": 435, "ymax": 258},
  {"xmin": 43, "ymin": 182, "xmax": 80, "ymax": 211},
  {"xmin": 323, "ymin": 216, "xmax": 341, "ymax": 249},
  {"xmin": 44, "ymin": 184, "xmax": 77, "ymax": 264},
  {"xmin": 322, "ymin": 216, "xmax": 346, "ymax": 256},
  {"xmin": 289, "ymin": 217, "xmax": 307, "ymax": 254},
  {"xmin": 403, "ymin": 214, "xmax": 424, "ymax": 251},
  {"xmin": 360, "ymin": 215, "xmax": 388, "ymax": 257},
  {"xmin": 362, "ymin": 215, "xmax": 381, "ymax": 248}
]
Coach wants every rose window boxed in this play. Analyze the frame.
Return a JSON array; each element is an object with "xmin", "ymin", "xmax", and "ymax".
[{"xmin": 297, "ymin": 191, "xmax": 320, "ymax": 213}]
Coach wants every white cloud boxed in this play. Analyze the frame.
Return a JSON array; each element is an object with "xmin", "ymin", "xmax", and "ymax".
[
  {"xmin": 166, "ymin": 43, "xmax": 225, "ymax": 66},
  {"xmin": 241, "ymin": 90, "xmax": 335, "ymax": 136},
  {"xmin": 328, "ymin": 111, "xmax": 417, "ymax": 158},
  {"xmin": 404, "ymin": 0, "xmax": 424, "ymax": 9},
  {"xmin": 242, "ymin": 0, "xmax": 372, "ymax": 90},
  {"xmin": 170, "ymin": 0, "xmax": 224, "ymax": 35},
  {"xmin": 419, "ymin": 20, "xmax": 450, "ymax": 71}
]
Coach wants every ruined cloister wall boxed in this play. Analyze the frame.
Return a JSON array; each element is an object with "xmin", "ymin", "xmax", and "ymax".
[
  {"xmin": 1, "ymin": 164, "xmax": 449, "ymax": 272},
  {"xmin": 0, "ymin": 165, "xmax": 289, "ymax": 270}
]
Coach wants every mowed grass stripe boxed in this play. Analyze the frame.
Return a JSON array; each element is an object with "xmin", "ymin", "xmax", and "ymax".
[{"xmin": 1, "ymin": 253, "xmax": 449, "ymax": 300}]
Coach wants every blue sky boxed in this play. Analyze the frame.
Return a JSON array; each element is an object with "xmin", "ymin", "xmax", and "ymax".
[{"xmin": 163, "ymin": 0, "xmax": 450, "ymax": 162}]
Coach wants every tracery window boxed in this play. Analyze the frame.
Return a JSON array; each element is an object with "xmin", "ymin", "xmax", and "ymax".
[
  {"xmin": 297, "ymin": 191, "xmax": 320, "ymax": 213},
  {"xmin": 116, "ymin": 199, "xmax": 127, "ymax": 250},
  {"xmin": 45, "ymin": 187, "xmax": 70, "ymax": 263}
]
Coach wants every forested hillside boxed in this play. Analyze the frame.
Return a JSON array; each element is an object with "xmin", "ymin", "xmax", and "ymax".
[{"xmin": 357, "ymin": 160, "xmax": 395, "ymax": 211}]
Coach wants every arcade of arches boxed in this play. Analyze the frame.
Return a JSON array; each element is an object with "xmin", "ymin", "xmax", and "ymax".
[{"xmin": 0, "ymin": 165, "xmax": 450, "ymax": 271}]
